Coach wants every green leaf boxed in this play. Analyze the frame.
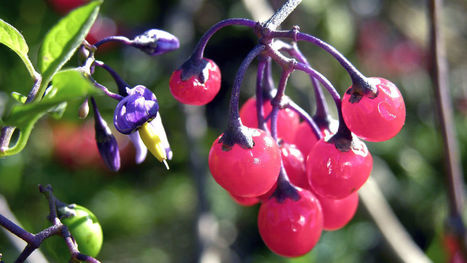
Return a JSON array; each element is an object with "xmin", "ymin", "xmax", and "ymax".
[
  {"xmin": 1, "ymin": 69, "xmax": 100, "ymax": 157},
  {"xmin": 0, "ymin": 19, "xmax": 37, "ymax": 78},
  {"xmin": 38, "ymin": 0, "xmax": 102, "ymax": 99}
]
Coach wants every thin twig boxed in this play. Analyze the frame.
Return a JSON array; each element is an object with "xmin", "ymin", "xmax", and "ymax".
[
  {"xmin": 428, "ymin": 0, "xmax": 466, "ymax": 253},
  {"xmin": 359, "ymin": 177, "xmax": 432, "ymax": 263},
  {"xmin": 263, "ymin": 0, "xmax": 302, "ymax": 30}
]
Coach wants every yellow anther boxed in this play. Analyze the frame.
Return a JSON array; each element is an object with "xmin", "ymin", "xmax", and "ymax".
[{"xmin": 139, "ymin": 122, "xmax": 169, "ymax": 169}]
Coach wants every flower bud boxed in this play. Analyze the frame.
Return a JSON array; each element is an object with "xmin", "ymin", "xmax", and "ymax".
[
  {"xmin": 114, "ymin": 85, "xmax": 159, "ymax": 134},
  {"xmin": 92, "ymin": 98, "xmax": 120, "ymax": 171},
  {"xmin": 132, "ymin": 29, "xmax": 180, "ymax": 56}
]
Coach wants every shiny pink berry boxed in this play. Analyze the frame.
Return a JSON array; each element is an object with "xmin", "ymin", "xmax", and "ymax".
[
  {"xmin": 208, "ymin": 128, "xmax": 281, "ymax": 197},
  {"xmin": 342, "ymin": 77, "xmax": 405, "ymax": 142},
  {"xmin": 258, "ymin": 188, "xmax": 323, "ymax": 257},
  {"xmin": 239, "ymin": 97, "xmax": 300, "ymax": 142},
  {"xmin": 169, "ymin": 59, "xmax": 221, "ymax": 105},
  {"xmin": 306, "ymin": 137, "xmax": 373, "ymax": 199},
  {"xmin": 315, "ymin": 191, "xmax": 359, "ymax": 231},
  {"xmin": 229, "ymin": 193, "xmax": 259, "ymax": 206},
  {"xmin": 280, "ymin": 143, "xmax": 309, "ymax": 190}
]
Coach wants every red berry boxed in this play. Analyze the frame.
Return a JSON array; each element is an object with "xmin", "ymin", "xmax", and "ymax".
[
  {"xmin": 280, "ymin": 143, "xmax": 309, "ymax": 189},
  {"xmin": 239, "ymin": 97, "xmax": 300, "ymax": 143},
  {"xmin": 342, "ymin": 77, "xmax": 405, "ymax": 142},
  {"xmin": 306, "ymin": 137, "xmax": 373, "ymax": 199},
  {"xmin": 258, "ymin": 188, "xmax": 323, "ymax": 257},
  {"xmin": 229, "ymin": 193, "xmax": 259, "ymax": 206},
  {"xmin": 316, "ymin": 191, "xmax": 359, "ymax": 231},
  {"xmin": 47, "ymin": 0, "xmax": 88, "ymax": 15},
  {"xmin": 293, "ymin": 119, "xmax": 337, "ymax": 156},
  {"xmin": 169, "ymin": 59, "xmax": 221, "ymax": 105},
  {"xmin": 208, "ymin": 128, "xmax": 281, "ymax": 197}
]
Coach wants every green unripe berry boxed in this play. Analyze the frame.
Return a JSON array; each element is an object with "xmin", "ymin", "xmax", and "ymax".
[{"xmin": 60, "ymin": 204, "xmax": 103, "ymax": 258}]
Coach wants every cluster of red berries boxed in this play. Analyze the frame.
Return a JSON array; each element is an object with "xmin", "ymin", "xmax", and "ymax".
[{"xmin": 169, "ymin": 54, "xmax": 406, "ymax": 257}]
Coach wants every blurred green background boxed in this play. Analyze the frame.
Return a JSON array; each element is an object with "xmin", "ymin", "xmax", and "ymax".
[{"xmin": 0, "ymin": 0, "xmax": 466, "ymax": 262}]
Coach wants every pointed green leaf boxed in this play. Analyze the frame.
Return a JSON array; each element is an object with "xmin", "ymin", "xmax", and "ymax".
[
  {"xmin": 1, "ymin": 69, "xmax": 100, "ymax": 157},
  {"xmin": 0, "ymin": 19, "xmax": 37, "ymax": 78},
  {"xmin": 38, "ymin": 0, "xmax": 102, "ymax": 97}
]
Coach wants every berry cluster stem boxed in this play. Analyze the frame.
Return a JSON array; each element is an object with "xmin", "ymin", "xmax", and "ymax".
[
  {"xmin": 255, "ymin": 58, "xmax": 269, "ymax": 131},
  {"xmin": 228, "ymin": 44, "xmax": 265, "ymax": 127},
  {"xmin": 192, "ymin": 18, "xmax": 257, "ymax": 61}
]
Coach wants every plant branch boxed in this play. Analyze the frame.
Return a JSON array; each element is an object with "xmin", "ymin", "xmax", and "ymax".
[
  {"xmin": 428, "ymin": 0, "xmax": 466, "ymax": 253},
  {"xmin": 263, "ymin": 0, "xmax": 302, "ymax": 30}
]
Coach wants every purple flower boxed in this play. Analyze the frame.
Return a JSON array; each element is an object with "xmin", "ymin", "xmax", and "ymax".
[
  {"xmin": 92, "ymin": 98, "xmax": 120, "ymax": 171},
  {"xmin": 132, "ymin": 29, "xmax": 180, "ymax": 56},
  {"xmin": 114, "ymin": 85, "xmax": 159, "ymax": 134}
]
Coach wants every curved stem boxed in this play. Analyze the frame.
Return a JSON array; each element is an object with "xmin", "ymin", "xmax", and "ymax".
[
  {"xmin": 293, "ymin": 61, "xmax": 351, "ymax": 137},
  {"xmin": 228, "ymin": 44, "xmax": 265, "ymax": 126},
  {"xmin": 192, "ymin": 18, "xmax": 257, "ymax": 61},
  {"xmin": 93, "ymin": 36, "xmax": 132, "ymax": 49},
  {"xmin": 255, "ymin": 58, "xmax": 268, "ymax": 131},
  {"xmin": 285, "ymin": 43, "xmax": 329, "ymax": 124},
  {"xmin": 270, "ymin": 69, "xmax": 293, "ymax": 140},
  {"xmin": 272, "ymin": 31, "xmax": 366, "ymax": 83},
  {"xmin": 286, "ymin": 100, "xmax": 322, "ymax": 140},
  {"xmin": 94, "ymin": 60, "xmax": 130, "ymax": 96},
  {"xmin": 89, "ymin": 78, "xmax": 124, "ymax": 101}
]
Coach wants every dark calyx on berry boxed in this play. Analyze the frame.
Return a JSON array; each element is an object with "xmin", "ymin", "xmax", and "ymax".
[
  {"xmin": 218, "ymin": 125, "xmax": 254, "ymax": 151},
  {"xmin": 346, "ymin": 77, "xmax": 378, "ymax": 103},
  {"xmin": 180, "ymin": 58, "xmax": 211, "ymax": 83},
  {"xmin": 271, "ymin": 172, "xmax": 300, "ymax": 203}
]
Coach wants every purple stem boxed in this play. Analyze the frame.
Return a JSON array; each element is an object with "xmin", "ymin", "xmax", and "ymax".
[
  {"xmin": 293, "ymin": 61, "xmax": 350, "ymax": 137},
  {"xmin": 90, "ymin": 79, "xmax": 124, "ymax": 101},
  {"xmin": 228, "ymin": 45, "xmax": 266, "ymax": 127},
  {"xmin": 272, "ymin": 30, "xmax": 366, "ymax": 82},
  {"xmin": 255, "ymin": 58, "xmax": 268, "ymax": 131},
  {"xmin": 286, "ymin": 100, "xmax": 322, "ymax": 140},
  {"xmin": 15, "ymin": 244, "xmax": 36, "ymax": 263},
  {"xmin": 269, "ymin": 69, "xmax": 293, "ymax": 140},
  {"xmin": 192, "ymin": 18, "xmax": 257, "ymax": 61},
  {"xmin": 94, "ymin": 36, "xmax": 132, "ymax": 49},
  {"xmin": 94, "ymin": 60, "xmax": 130, "ymax": 96},
  {"xmin": 285, "ymin": 43, "xmax": 329, "ymax": 124},
  {"xmin": 0, "ymin": 215, "xmax": 35, "ymax": 244}
]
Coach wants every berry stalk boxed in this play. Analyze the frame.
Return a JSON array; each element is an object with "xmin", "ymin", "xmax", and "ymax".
[
  {"xmin": 94, "ymin": 60, "xmax": 130, "ymax": 96},
  {"xmin": 228, "ymin": 45, "xmax": 265, "ymax": 128},
  {"xmin": 255, "ymin": 57, "xmax": 269, "ymax": 131},
  {"xmin": 192, "ymin": 18, "xmax": 257, "ymax": 61}
]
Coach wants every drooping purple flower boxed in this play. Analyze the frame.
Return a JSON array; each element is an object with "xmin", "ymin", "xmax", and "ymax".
[
  {"xmin": 114, "ymin": 85, "xmax": 159, "ymax": 134},
  {"xmin": 131, "ymin": 29, "xmax": 180, "ymax": 56},
  {"xmin": 91, "ymin": 98, "xmax": 121, "ymax": 171},
  {"xmin": 128, "ymin": 131, "xmax": 148, "ymax": 164}
]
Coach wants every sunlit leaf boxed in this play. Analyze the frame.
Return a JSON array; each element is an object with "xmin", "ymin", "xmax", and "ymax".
[
  {"xmin": 37, "ymin": 0, "xmax": 102, "ymax": 98},
  {"xmin": 0, "ymin": 19, "xmax": 37, "ymax": 78}
]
